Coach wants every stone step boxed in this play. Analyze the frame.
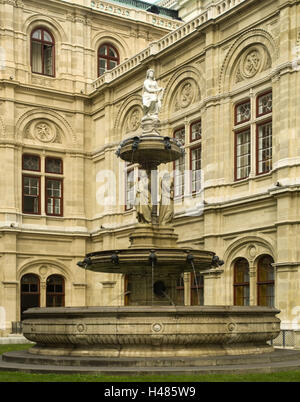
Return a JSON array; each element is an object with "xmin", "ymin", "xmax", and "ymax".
[
  {"xmin": 1, "ymin": 349, "xmax": 300, "ymax": 375},
  {"xmin": 1, "ymin": 356, "xmax": 300, "ymax": 375}
]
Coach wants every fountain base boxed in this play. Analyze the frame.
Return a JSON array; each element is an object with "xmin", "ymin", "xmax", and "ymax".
[{"xmin": 22, "ymin": 305, "xmax": 280, "ymax": 358}]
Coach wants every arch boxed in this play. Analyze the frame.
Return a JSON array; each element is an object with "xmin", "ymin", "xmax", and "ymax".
[
  {"xmin": 223, "ymin": 235, "xmax": 276, "ymax": 265},
  {"xmin": 219, "ymin": 29, "xmax": 278, "ymax": 93},
  {"xmin": 114, "ymin": 94, "xmax": 143, "ymax": 134},
  {"xmin": 92, "ymin": 33, "xmax": 129, "ymax": 78},
  {"xmin": 17, "ymin": 258, "xmax": 75, "ymax": 284},
  {"xmin": 97, "ymin": 43, "xmax": 120, "ymax": 77},
  {"xmin": 161, "ymin": 65, "xmax": 203, "ymax": 119},
  {"xmin": 16, "ymin": 108, "xmax": 76, "ymax": 146},
  {"xmin": 23, "ymin": 14, "xmax": 67, "ymax": 43}
]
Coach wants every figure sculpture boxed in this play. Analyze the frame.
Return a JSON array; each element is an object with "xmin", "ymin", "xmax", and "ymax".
[
  {"xmin": 135, "ymin": 172, "xmax": 152, "ymax": 224},
  {"xmin": 142, "ymin": 69, "xmax": 164, "ymax": 118},
  {"xmin": 159, "ymin": 172, "xmax": 174, "ymax": 225}
]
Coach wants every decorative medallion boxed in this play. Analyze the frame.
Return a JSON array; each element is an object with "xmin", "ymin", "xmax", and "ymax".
[
  {"xmin": 127, "ymin": 108, "xmax": 142, "ymax": 132},
  {"xmin": 39, "ymin": 265, "xmax": 48, "ymax": 278},
  {"xmin": 34, "ymin": 121, "xmax": 55, "ymax": 142},
  {"xmin": 235, "ymin": 46, "xmax": 271, "ymax": 84},
  {"xmin": 77, "ymin": 323, "xmax": 86, "ymax": 333},
  {"xmin": 227, "ymin": 322, "xmax": 236, "ymax": 332},
  {"xmin": 174, "ymin": 80, "xmax": 195, "ymax": 111},
  {"xmin": 151, "ymin": 323, "xmax": 163, "ymax": 333}
]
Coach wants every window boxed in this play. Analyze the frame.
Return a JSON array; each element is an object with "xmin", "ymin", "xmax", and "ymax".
[
  {"xmin": 190, "ymin": 273, "xmax": 204, "ymax": 305},
  {"xmin": 22, "ymin": 175, "xmax": 41, "ymax": 214},
  {"xmin": 190, "ymin": 120, "xmax": 202, "ymax": 142},
  {"xmin": 98, "ymin": 44, "xmax": 119, "ymax": 76},
  {"xmin": 22, "ymin": 154, "xmax": 63, "ymax": 216},
  {"xmin": 235, "ymin": 100, "xmax": 251, "ymax": 125},
  {"xmin": 257, "ymin": 121, "xmax": 272, "ymax": 174},
  {"xmin": 235, "ymin": 129, "xmax": 251, "ymax": 180},
  {"xmin": 233, "ymin": 258, "xmax": 250, "ymax": 306},
  {"xmin": 31, "ymin": 28, "xmax": 54, "ymax": 76},
  {"xmin": 257, "ymin": 255, "xmax": 274, "ymax": 307},
  {"xmin": 234, "ymin": 90, "xmax": 272, "ymax": 180},
  {"xmin": 21, "ymin": 274, "xmax": 40, "ymax": 320},
  {"xmin": 22, "ymin": 154, "xmax": 40, "ymax": 172},
  {"xmin": 45, "ymin": 157, "xmax": 63, "ymax": 174},
  {"xmin": 257, "ymin": 91, "xmax": 272, "ymax": 117},
  {"xmin": 46, "ymin": 178, "xmax": 63, "ymax": 216},
  {"xmin": 190, "ymin": 146, "xmax": 202, "ymax": 193},
  {"xmin": 174, "ymin": 127, "xmax": 185, "ymax": 197},
  {"xmin": 46, "ymin": 275, "xmax": 65, "ymax": 307}
]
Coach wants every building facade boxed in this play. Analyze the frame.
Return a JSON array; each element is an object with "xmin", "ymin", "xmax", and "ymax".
[{"xmin": 1, "ymin": 0, "xmax": 300, "ymax": 341}]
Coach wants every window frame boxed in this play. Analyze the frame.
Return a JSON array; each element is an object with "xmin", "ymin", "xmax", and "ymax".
[
  {"xmin": 189, "ymin": 119, "xmax": 202, "ymax": 143},
  {"xmin": 173, "ymin": 126, "xmax": 186, "ymax": 198},
  {"xmin": 45, "ymin": 177, "xmax": 63, "ymax": 217},
  {"xmin": 256, "ymin": 118, "xmax": 272, "ymax": 176},
  {"xmin": 45, "ymin": 156, "xmax": 63, "ymax": 175},
  {"xmin": 30, "ymin": 27, "xmax": 55, "ymax": 77},
  {"xmin": 234, "ymin": 98, "xmax": 251, "ymax": 126},
  {"xmin": 189, "ymin": 144, "xmax": 202, "ymax": 195},
  {"xmin": 233, "ymin": 258, "xmax": 250, "ymax": 306},
  {"xmin": 22, "ymin": 174, "xmax": 41, "ymax": 215},
  {"xmin": 256, "ymin": 90, "xmax": 272, "ymax": 118},
  {"xmin": 97, "ymin": 43, "xmax": 120, "ymax": 77},
  {"xmin": 257, "ymin": 255, "xmax": 275, "ymax": 307},
  {"xmin": 22, "ymin": 153, "xmax": 41, "ymax": 172},
  {"xmin": 234, "ymin": 127, "xmax": 251, "ymax": 181},
  {"xmin": 46, "ymin": 274, "xmax": 65, "ymax": 307}
]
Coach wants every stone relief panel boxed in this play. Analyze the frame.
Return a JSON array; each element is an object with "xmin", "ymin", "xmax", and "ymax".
[
  {"xmin": 235, "ymin": 45, "xmax": 271, "ymax": 84},
  {"xmin": 173, "ymin": 79, "xmax": 197, "ymax": 112},
  {"xmin": 125, "ymin": 107, "xmax": 142, "ymax": 133},
  {"xmin": 24, "ymin": 119, "xmax": 62, "ymax": 144}
]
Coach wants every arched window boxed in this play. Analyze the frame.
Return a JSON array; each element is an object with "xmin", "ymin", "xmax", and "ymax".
[
  {"xmin": 98, "ymin": 43, "xmax": 119, "ymax": 76},
  {"xmin": 21, "ymin": 274, "xmax": 40, "ymax": 320},
  {"xmin": 46, "ymin": 275, "xmax": 65, "ymax": 307},
  {"xmin": 257, "ymin": 255, "xmax": 274, "ymax": 307},
  {"xmin": 31, "ymin": 28, "xmax": 55, "ymax": 76},
  {"xmin": 233, "ymin": 258, "xmax": 250, "ymax": 306}
]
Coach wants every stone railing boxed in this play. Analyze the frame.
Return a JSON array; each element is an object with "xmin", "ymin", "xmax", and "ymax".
[
  {"xmin": 90, "ymin": 0, "xmax": 181, "ymax": 29},
  {"xmin": 90, "ymin": 0, "xmax": 248, "ymax": 91}
]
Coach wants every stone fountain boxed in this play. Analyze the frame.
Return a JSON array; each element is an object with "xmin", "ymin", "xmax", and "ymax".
[{"xmin": 19, "ymin": 69, "xmax": 280, "ymax": 362}]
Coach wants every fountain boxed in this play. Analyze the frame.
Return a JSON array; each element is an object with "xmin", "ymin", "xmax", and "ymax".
[{"xmin": 13, "ymin": 69, "xmax": 280, "ymax": 365}]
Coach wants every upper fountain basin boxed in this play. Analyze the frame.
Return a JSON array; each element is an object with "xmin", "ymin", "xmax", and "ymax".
[{"xmin": 116, "ymin": 134, "xmax": 184, "ymax": 167}]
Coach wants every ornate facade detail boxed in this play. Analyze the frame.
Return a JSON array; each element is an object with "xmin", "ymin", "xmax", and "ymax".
[
  {"xmin": 25, "ymin": 119, "xmax": 62, "ymax": 144},
  {"xmin": 126, "ymin": 107, "xmax": 142, "ymax": 132},
  {"xmin": 174, "ymin": 79, "xmax": 196, "ymax": 111},
  {"xmin": 235, "ymin": 46, "xmax": 271, "ymax": 84}
]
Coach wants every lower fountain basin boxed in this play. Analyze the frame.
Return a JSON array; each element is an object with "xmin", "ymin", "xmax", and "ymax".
[{"xmin": 22, "ymin": 306, "xmax": 280, "ymax": 358}]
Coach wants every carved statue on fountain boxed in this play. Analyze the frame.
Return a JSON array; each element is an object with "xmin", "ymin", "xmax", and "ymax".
[
  {"xmin": 142, "ymin": 69, "xmax": 164, "ymax": 119},
  {"xmin": 159, "ymin": 172, "xmax": 174, "ymax": 225}
]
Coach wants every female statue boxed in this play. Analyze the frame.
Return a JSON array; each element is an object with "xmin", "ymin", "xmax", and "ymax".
[
  {"xmin": 142, "ymin": 69, "xmax": 164, "ymax": 117},
  {"xmin": 159, "ymin": 172, "xmax": 174, "ymax": 225}
]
